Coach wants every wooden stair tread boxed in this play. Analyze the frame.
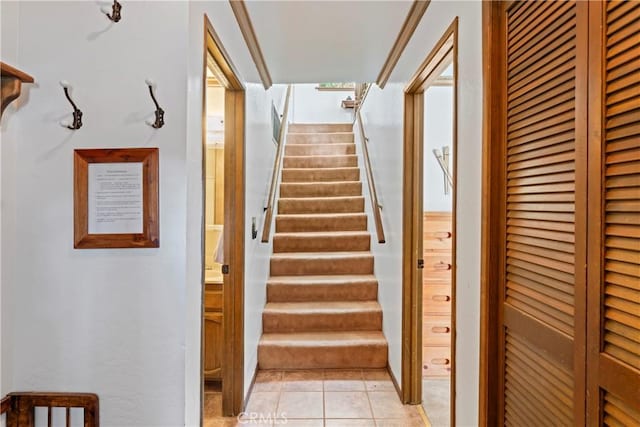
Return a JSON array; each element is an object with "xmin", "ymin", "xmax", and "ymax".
[
  {"xmin": 270, "ymin": 251, "xmax": 373, "ymax": 259},
  {"xmin": 264, "ymin": 301, "xmax": 381, "ymax": 313},
  {"xmin": 267, "ymin": 274, "xmax": 377, "ymax": 284}
]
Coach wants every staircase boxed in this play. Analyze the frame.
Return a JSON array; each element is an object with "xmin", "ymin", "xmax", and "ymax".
[{"xmin": 258, "ymin": 123, "xmax": 388, "ymax": 370}]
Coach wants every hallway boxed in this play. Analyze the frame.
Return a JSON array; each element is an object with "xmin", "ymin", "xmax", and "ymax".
[{"xmin": 204, "ymin": 369, "xmax": 427, "ymax": 426}]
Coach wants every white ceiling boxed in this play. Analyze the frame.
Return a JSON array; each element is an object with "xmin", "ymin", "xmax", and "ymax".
[{"xmin": 244, "ymin": 1, "xmax": 414, "ymax": 84}]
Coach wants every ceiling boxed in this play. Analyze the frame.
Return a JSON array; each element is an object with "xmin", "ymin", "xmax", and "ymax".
[{"xmin": 244, "ymin": 1, "xmax": 414, "ymax": 84}]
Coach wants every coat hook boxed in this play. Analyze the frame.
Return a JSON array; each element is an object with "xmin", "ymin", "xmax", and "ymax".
[
  {"xmin": 59, "ymin": 81, "xmax": 83, "ymax": 130},
  {"xmin": 145, "ymin": 79, "xmax": 165, "ymax": 129},
  {"xmin": 102, "ymin": 1, "xmax": 122, "ymax": 23}
]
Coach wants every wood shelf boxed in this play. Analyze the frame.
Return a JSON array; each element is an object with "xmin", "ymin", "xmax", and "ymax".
[{"xmin": 1, "ymin": 61, "xmax": 34, "ymax": 117}]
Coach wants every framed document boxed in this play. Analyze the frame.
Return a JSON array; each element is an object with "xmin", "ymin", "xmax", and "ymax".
[{"xmin": 74, "ymin": 148, "xmax": 159, "ymax": 248}]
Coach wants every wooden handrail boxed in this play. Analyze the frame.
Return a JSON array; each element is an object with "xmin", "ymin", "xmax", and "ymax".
[
  {"xmin": 357, "ymin": 109, "xmax": 386, "ymax": 244},
  {"xmin": 1, "ymin": 395, "xmax": 11, "ymax": 414},
  {"xmin": 261, "ymin": 85, "xmax": 292, "ymax": 243}
]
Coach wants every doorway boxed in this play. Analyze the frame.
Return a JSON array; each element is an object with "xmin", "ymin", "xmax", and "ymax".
[
  {"xmin": 402, "ymin": 18, "xmax": 458, "ymax": 427},
  {"xmin": 201, "ymin": 15, "xmax": 246, "ymax": 419}
]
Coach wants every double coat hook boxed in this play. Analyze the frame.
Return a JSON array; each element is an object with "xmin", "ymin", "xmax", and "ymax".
[
  {"xmin": 145, "ymin": 79, "xmax": 165, "ymax": 129},
  {"xmin": 59, "ymin": 81, "xmax": 83, "ymax": 130}
]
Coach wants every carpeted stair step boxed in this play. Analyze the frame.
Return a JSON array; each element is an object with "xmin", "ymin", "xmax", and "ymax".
[
  {"xmin": 282, "ymin": 167, "xmax": 360, "ymax": 183},
  {"xmin": 288, "ymin": 123, "xmax": 353, "ymax": 133},
  {"xmin": 285, "ymin": 143, "xmax": 355, "ymax": 156},
  {"xmin": 276, "ymin": 213, "xmax": 367, "ymax": 233},
  {"xmin": 270, "ymin": 251, "xmax": 374, "ymax": 276},
  {"xmin": 280, "ymin": 181, "xmax": 362, "ymax": 198},
  {"xmin": 284, "ymin": 155, "xmax": 357, "ymax": 169},
  {"xmin": 267, "ymin": 274, "xmax": 378, "ymax": 302},
  {"xmin": 278, "ymin": 196, "xmax": 364, "ymax": 214},
  {"xmin": 273, "ymin": 231, "xmax": 370, "ymax": 253},
  {"xmin": 258, "ymin": 331, "xmax": 388, "ymax": 370},
  {"xmin": 262, "ymin": 301, "xmax": 382, "ymax": 333},
  {"xmin": 287, "ymin": 132, "xmax": 354, "ymax": 144}
]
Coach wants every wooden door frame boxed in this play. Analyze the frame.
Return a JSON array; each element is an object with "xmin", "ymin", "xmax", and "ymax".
[
  {"xmin": 202, "ymin": 15, "xmax": 246, "ymax": 417},
  {"xmin": 402, "ymin": 18, "xmax": 458, "ymax": 425},
  {"xmin": 479, "ymin": 3, "xmax": 505, "ymax": 425}
]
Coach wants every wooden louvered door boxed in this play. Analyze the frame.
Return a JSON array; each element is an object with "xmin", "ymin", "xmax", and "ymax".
[
  {"xmin": 500, "ymin": 1, "xmax": 588, "ymax": 425},
  {"xmin": 587, "ymin": 1, "xmax": 640, "ymax": 425}
]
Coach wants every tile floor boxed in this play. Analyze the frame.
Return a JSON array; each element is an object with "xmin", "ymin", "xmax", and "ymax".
[
  {"xmin": 204, "ymin": 369, "xmax": 427, "ymax": 427},
  {"xmin": 421, "ymin": 379, "xmax": 449, "ymax": 427}
]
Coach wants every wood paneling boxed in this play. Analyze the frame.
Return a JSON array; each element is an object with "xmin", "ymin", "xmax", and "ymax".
[
  {"xmin": 483, "ymin": 1, "xmax": 640, "ymax": 425},
  {"xmin": 587, "ymin": 1, "xmax": 640, "ymax": 423}
]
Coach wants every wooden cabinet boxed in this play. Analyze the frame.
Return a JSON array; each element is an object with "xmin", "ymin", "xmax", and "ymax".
[
  {"xmin": 203, "ymin": 283, "xmax": 223, "ymax": 381},
  {"xmin": 423, "ymin": 212, "xmax": 452, "ymax": 377}
]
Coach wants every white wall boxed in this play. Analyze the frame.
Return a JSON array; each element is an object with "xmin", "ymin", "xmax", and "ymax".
[
  {"xmin": 290, "ymin": 84, "xmax": 353, "ymax": 124},
  {"xmin": 184, "ymin": 3, "xmax": 286, "ymax": 425},
  {"xmin": 243, "ymin": 83, "xmax": 287, "ymax": 397},
  {"xmin": 424, "ymin": 85, "xmax": 454, "ymax": 212},
  {"xmin": 358, "ymin": 83, "xmax": 406, "ymax": 383},
  {"xmin": 1, "ymin": 2, "xmax": 189, "ymax": 426},
  {"xmin": 392, "ymin": 2, "xmax": 484, "ymax": 425}
]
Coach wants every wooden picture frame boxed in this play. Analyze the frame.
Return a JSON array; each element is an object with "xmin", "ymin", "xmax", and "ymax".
[{"xmin": 74, "ymin": 148, "xmax": 159, "ymax": 249}]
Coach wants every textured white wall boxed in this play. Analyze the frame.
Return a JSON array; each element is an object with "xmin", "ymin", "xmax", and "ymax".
[
  {"xmin": 184, "ymin": 3, "xmax": 287, "ymax": 425},
  {"xmin": 358, "ymin": 83, "xmax": 406, "ymax": 384},
  {"xmin": 393, "ymin": 2, "xmax": 484, "ymax": 425},
  {"xmin": 1, "ymin": 2, "xmax": 189, "ymax": 426},
  {"xmin": 291, "ymin": 84, "xmax": 353, "ymax": 124},
  {"xmin": 424, "ymin": 86, "xmax": 454, "ymax": 213}
]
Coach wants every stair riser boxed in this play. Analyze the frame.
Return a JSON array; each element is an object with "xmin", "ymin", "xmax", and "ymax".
[
  {"xmin": 258, "ymin": 342, "xmax": 388, "ymax": 370},
  {"xmin": 289, "ymin": 124, "xmax": 353, "ymax": 133},
  {"xmin": 276, "ymin": 215, "xmax": 367, "ymax": 232},
  {"xmin": 267, "ymin": 283, "xmax": 378, "ymax": 302},
  {"xmin": 270, "ymin": 256, "xmax": 373, "ymax": 276},
  {"xmin": 278, "ymin": 197, "xmax": 364, "ymax": 214},
  {"xmin": 288, "ymin": 133, "xmax": 354, "ymax": 144},
  {"xmin": 282, "ymin": 168, "xmax": 360, "ymax": 182},
  {"xmin": 263, "ymin": 310, "xmax": 382, "ymax": 333},
  {"xmin": 285, "ymin": 144, "xmax": 355, "ymax": 156},
  {"xmin": 280, "ymin": 182, "xmax": 362, "ymax": 198},
  {"xmin": 284, "ymin": 156, "xmax": 357, "ymax": 168},
  {"xmin": 273, "ymin": 234, "xmax": 370, "ymax": 253}
]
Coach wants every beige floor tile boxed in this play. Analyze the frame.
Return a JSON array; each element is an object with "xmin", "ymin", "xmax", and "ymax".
[
  {"xmin": 368, "ymin": 391, "xmax": 417, "ymax": 419},
  {"xmin": 277, "ymin": 391, "xmax": 324, "ymax": 419},
  {"xmin": 278, "ymin": 420, "xmax": 323, "ymax": 427},
  {"xmin": 324, "ymin": 369, "xmax": 365, "ymax": 391},
  {"xmin": 364, "ymin": 380, "xmax": 396, "ymax": 392},
  {"xmin": 325, "ymin": 419, "xmax": 376, "ymax": 426},
  {"xmin": 362, "ymin": 369, "xmax": 391, "ymax": 380},
  {"xmin": 245, "ymin": 391, "xmax": 280, "ymax": 416},
  {"xmin": 325, "ymin": 391, "xmax": 373, "ymax": 419},
  {"xmin": 282, "ymin": 369, "xmax": 324, "ymax": 391},
  {"xmin": 254, "ymin": 370, "xmax": 284, "ymax": 392},
  {"xmin": 375, "ymin": 419, "xmax": 426, "ymax": 427}
]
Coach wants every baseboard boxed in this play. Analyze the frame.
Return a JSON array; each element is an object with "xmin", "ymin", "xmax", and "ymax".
[{"xmin": 387, "ymin": 362, "xmax": 402, "ymax": 400}]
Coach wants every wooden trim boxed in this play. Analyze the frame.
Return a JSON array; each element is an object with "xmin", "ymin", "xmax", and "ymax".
[
  {"xmin": 229, "ymin": 0, "xmax": 273, "ymax": 90},
  {"xmin": 356, "ymin": 110, "xmax": 385, "ymax": 244},
  {"xmin": 261, "ymin": 85, "xmax": 292, "ymax": 243},
  {"xmin": 73, "ymin": 148, "xmax": 159, "ymax": 249},
  {"xmin": 1, "ymin": 62, "xmax": 34, "ymax": 83},
  {"xmin": 572, "ymin": 3, "xmax": 589, "ymax": 425},
  {"xmin": 203, "ymin": 15, "xmax": 246, "ymax": 417},
  {"xmin": 586, "ymin": 1, "xmax": 604, "ymax": 424},
  {"xmin": 402, "ymin": 19, "xmax": 458, "ymax": 422},
  {"xmin": 376, "ymin": 0, "xmax": 431, "ymax": 88},
  {"xmin": 479, "ymin": 2, "xmax": 505, "ymax": 425}
]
